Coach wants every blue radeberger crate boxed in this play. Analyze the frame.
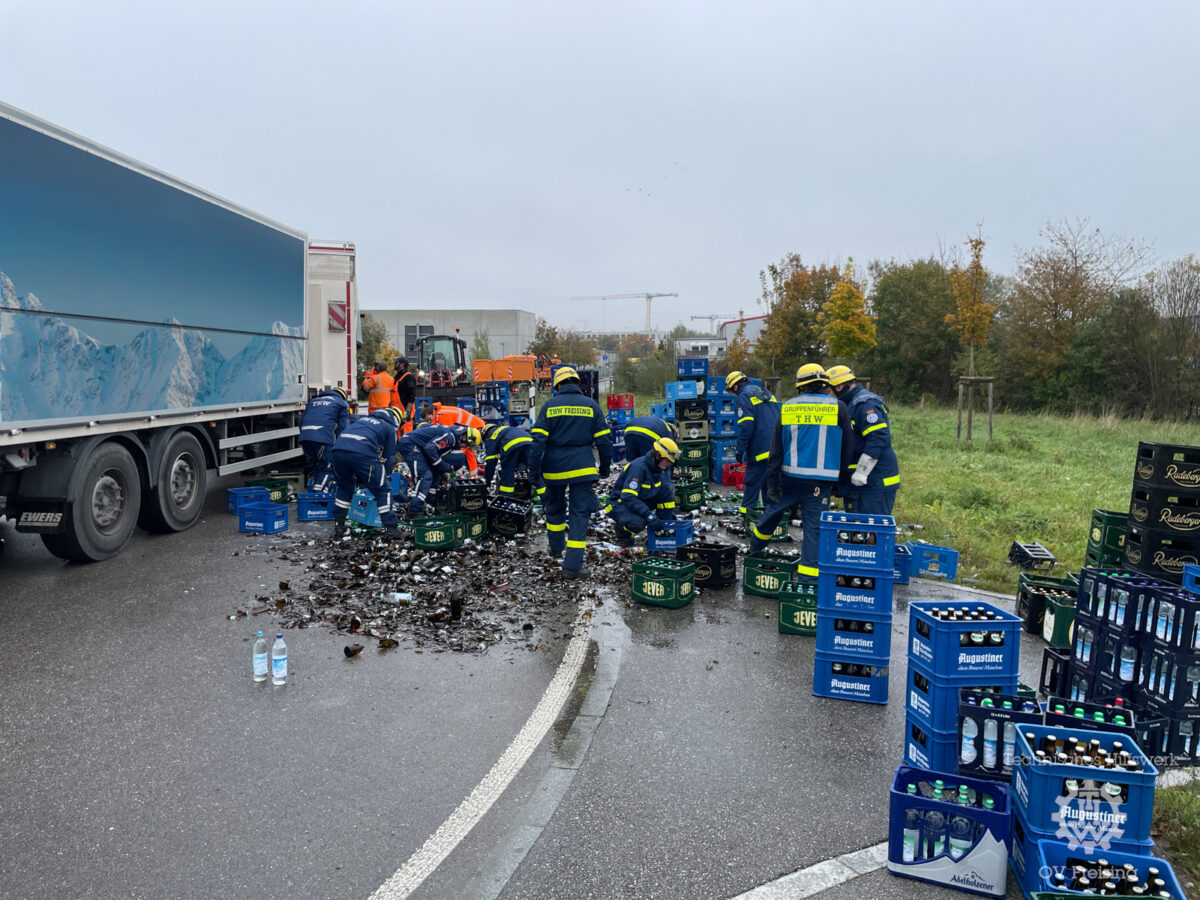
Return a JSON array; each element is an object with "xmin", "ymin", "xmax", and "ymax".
[
  {"xmin": 705, "ymin": 375, "xmax": 725, "ymax": 396},
  {"xmin": 887, "ymin": 764, "xmax": 1010, "ymax": 898},
  {"xmin": 710, "ymin": 414, "xmax": 737, "ymax": 438},
  {"xmin": 709, "ymin": 438, "xmax": 739, "ymax": 464},
  {"xmin": 903, "ymin": 712, "xmax": 957, "ymax": 774},
  {"xmin": 906, "ymin": 663, "xmax": 1020, "ymax": 732},
  {"xmin": 665, "ymin": 380, "xmax": 699, "ymax": 401},
  {"xmin": 816, "ymin": 610, "xmax": 892, "ymax": 661},
  {"xmin": 647, "ymin": 519, "xmax": 695, "ymax": 551},
  {"xmin": 238, "ymin": 502, "xmax": 288, "ymax": 534},
  {"xmin": 608, "ymin": 408, "xmax": 635, "ymax": 425},
  {"xmin": 818, "ymin": 512, "xmax": 897, "ymax": 573},
  {"xmin": 817, "ymin": 569, "xmax": 894, "ymax": 615},
  {"xmin": 1011, "ymin": 724, "xmax": 1158, "ymax": 844},
  {"xmin": 908, "ymin": 601, "xmax": 1021, "ymax": 679},
  {"xmin": 227, "ymin": 486, "xmax": 270, "ymax": 514},
  {"xmin": 906, "ymin": 541, "xmax": 959, "ymax": 580},
  {"xmin": 677, "ymin": 357, "xmax": 709, "ymax": 377},
  {"xmin": 813, "ymin": 650, "xmax": 889, "ymax": 704},
  {"xmin": 297, "ymin": 492, "xmax": 335, "ymax": 521},
  {"xmin": 1024, "ymin": 841, "xmax": 1182, "ymax": 900},
  {"xmin": 348, "ymin": 488, "xmax": 382, "ymax": 528},
  {"xmin": 649, "ymin": 403, "xmax": 671, "ymax": 421},
  {"xmin": 894, "ymin": 543, "xmax": 912, "ymax": 584}
]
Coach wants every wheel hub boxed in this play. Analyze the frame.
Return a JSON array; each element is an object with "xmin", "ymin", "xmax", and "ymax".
[{"xmin": 92, "ymin": 473, "xmax": 126, "ymax": 531}]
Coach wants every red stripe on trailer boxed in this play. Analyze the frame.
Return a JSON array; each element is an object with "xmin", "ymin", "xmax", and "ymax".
[{"xmin": 328, "ymin": 300, "xmax": 347, "ymax": 331}]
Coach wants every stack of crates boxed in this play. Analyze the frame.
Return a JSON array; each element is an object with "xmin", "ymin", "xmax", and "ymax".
[
  {"xmin": 606, "ymin": 393, "xmax": 635, "ymax": 426},
  {"xmin": 813, "ymin": 512, "xmax": 896, "ymax": 705},
  {"xmin": 675, "ymin": 396, "xmax": 708, "ymax": 483},
  {"xmin": 903, "ymin": 598, "xmax": 1020, "ymax": 772},
  {"xmin": 1008, "ymin": 723, "xmax": 1168, "ymax": 897},
  {"xmin": 708, "ymin": 439, "xmax": 738, "ymax": 483},
  {"xmin": 1125, "ymin": 441, "xmax": 1200, "ymax": 583},
  {"xmin": 475, "ymin": 381, "xmax": 509, "ymax": 423},
  {"xmin": 609, "ymin": 423, "xmax": 626, "ymax": 463},
  {"xmin": 1068, "ymin": 569, "xmax": 1163, "ymax": 705}
]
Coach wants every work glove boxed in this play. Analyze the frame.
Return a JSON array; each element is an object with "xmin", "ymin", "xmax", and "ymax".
[
  {"xmin": 851, "ymin": 454, "xmax": 878, "ymax": 487},
  {"xmin": 599, "ymin": 462, "xmax": 611, "ymax": 478},
  {"xmin": 645, "ymin": 514, "xmax": 661, "ymax": 533}
]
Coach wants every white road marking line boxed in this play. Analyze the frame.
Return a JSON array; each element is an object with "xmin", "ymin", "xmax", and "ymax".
[
  {"xmin": 369, "ymin": 610, "xmax": 592, "ymax": 900},
  {"xmin": 733, "ymin": 841, "xmax": 889, "ymax": 899}
]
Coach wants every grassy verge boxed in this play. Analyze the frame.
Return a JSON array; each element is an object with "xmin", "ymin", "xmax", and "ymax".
[{"xmin": 1154, "ymin": 779, "xmax": 1200, "ymax": 893}]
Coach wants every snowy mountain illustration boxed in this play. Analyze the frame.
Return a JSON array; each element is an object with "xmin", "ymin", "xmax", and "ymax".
[{"xmin": 1, "ymin": 271, "xmax": 303, "ymax": 423}]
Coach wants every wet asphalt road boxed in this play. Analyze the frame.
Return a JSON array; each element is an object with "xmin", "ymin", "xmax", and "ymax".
[{"xmin": 0, "ymin": 476, "xmax": 1037, "ymax": 899}]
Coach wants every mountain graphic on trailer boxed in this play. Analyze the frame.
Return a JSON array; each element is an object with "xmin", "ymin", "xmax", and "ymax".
[{"xmin": 0, "ymin": 271, "xmax": 303, "ymax": 424}]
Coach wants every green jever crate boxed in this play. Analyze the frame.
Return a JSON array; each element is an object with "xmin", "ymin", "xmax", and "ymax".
[
  {"xmin": 676, "ymin": 480, "xmax": 707, "ymax": 511},
  {"xmin": 244, "ymin": 477, "xmax": 290, "ymax": 504},
  {"xmin": 677, "ymin": 464, "xmax": 707, "ymax": 483},
  {"xmin": 1015, "ymin": 572, "xmax": 1079, "ymax": 635},
  {"xmin": 1087, "ymin": 507, "xmax": 1128, "ymax": 558},
  {"xmin": 1041, "ymin": 589, "xmax": 1075, "ymax": 648},
  {"xmin": 679, "ymin": 443, "xmax": 710, "ymax": 466},
  {"xmin": 631, "ymin": 557, "xmax": 696, "ymax": 608},
  {"xmin": 779, "ymin": 579, "xmax": 817, "ymax": 635},
  {"xmin": 464, "ymin": 514, "xmax": 487, "ymax": 541},
  {"xmin": 744, "ymin": 505, "xmax": 790, "ymax": 542},
  {"xmin": 412, "ymin": 515, "xmax": 465, "ymax": 550},
  {"xmin": 743, "ymin": 549, "xmax": 800, "ymax": 597}
]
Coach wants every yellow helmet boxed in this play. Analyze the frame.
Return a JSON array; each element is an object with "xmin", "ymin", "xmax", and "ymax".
[
  {"xmin": 652, "ymin": 436, "xmax": 683, "ymax": 464},
  {"xmin": 826, "ymin": 365, "xmax": 855, "ymax": 387},
  {"xmin": 374, "ymin": 406, "xmax": 406, "ymax": 429},
  {"xmin": 795, "ymin": 363, "xmax": 830, "ymax": 390},
  {"xmin": 725, "ymin": 370, "xmax": 748, "ymax": 392},
  {"xmin": 552, "ymin": 366, "xmax": 580, "ymax": 388},
  {"xmin": 465, "ymin": 427, "xmax": 483, "ymax": 447},
  {"xmin": 332, "ymin": 386, "xmax": 349, "ymax": 401}
]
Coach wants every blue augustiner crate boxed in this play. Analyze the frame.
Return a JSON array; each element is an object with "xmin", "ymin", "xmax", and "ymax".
[
  {"xmin": 906, "ymin": 663, "xmax": 1020, "ymax": 732},
  {"xmin": 348, "ymin": 489, "xmax": 382, "ymax": 528},
  {"xmin": 908, "ymin": 601, "xmax": 1021, "ymax": 679},
  {"xmin": 1011, "ymin": 724, "xmax": 1158, "ymax": 844},
  {"xmin": 710, "ymin": 414, "xmax": 737, "ymax": 438},
  {"xmin": 894, "ymin": 543, "xmax": 912, "ymax": 584},
  {"xmin": 816, "ymin": 610, "xmax": 893, "ymax": 661},
  {"xmin": 238, "ymin": 502, "xmax": 288, "ymax": 534},
  {"xmin": 887, "ymin": 764, "xmax": 1010, "ymax": 898},
  {"xmin": 227, "ymin": 486, "xmax": 271, "ymax": 514},
  {"xmin": 665, "ymin": 380, "xmax": 699, "ymax": 401},
  {"xmin": 647, "ymin": 519, "xmax": 695, "ymax": 551},
  {"xmin": 706, "ymin": 375, "xmax": 726, "ymax": 396},
  {"xmin": 818, "ymin": 512, "xmax": 897, "ymax": 573},
  {"xmin": 709, "ymin": 438, "xmax": 739, "ymax": 464},
  {"xmin": 297, "ymin": 492, "xmax": 335, "ymax": 522},
  {"xmin": 1010, "ymin": 810, "xmax": 1154, "ymax": 897},
  {"xmin": 813, "ymin": 650, "xmax": 889, "ymax": 704},
  {"xmin": 677, "ymin": 357, "xmax": 709, "ymax": 377},
  {"xmin": 1023, "ymin": 841, "xmax": 1181, "ymax": 900},
  {"xmin": 907, "ymin": 541, "xmax": 959, "ymax": 580},
  {"xmin": 817, "ymin": 568, "xmax": 894, "ymax": 615},
  {"xmin": 306, "ymin": 477, "xmax": 337, "ymax": 494},
  {"xmin": 903, "ymin": 712, "xmax": 957, "ymax": 773}
]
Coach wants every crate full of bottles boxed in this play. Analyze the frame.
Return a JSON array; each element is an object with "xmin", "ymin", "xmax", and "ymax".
[
  {"xmin": 816, "ymin": 611, "xmax": 891, "ymax": 660},
  {"xmin": 956, "ymin": 690, "xmax": 1042, "ymax": 781},
  {"xmin": 1020, "ymin": 844, "xmax": 1185, "ymax": 898},
  {"xmin": 813, "ymin": 654, "xmax": 889, "ymax": 704},
  {"xmin": 886, "ymin": 764, "xmax": 1010, "ymax": 897},
  {"xmin": 742, "ymin": 549, "xmax": 799, "ymax": 598},
  {"xmin": 817, "ymin": 511, "xmax": 896, "ymax": 573},
  {"xmin": 817, "ymin": 570, "xmax": 892, "ymax": 615},
  {"xmin": 907, "ymin": 668, "xmax": 1020, "ymax": 736},
  {"xmin": 908, "ymin": 601, "xmax": 1021, "ymax": 679},
  {"xmin": 778, "ymin": 579, "xmax": 817, "ymax": 635},
  {"xmin": 631, "ymin": 557, "xmax": 695, "ymax": 608}
]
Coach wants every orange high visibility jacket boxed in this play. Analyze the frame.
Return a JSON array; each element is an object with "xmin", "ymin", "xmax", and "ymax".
[
  {"xmin": 361, "ymin": 369, "xmax": 395, "ymax": 413},
  {"xmin": 433, "ymin": 404, "xmax": 486, "ymax": 431}
]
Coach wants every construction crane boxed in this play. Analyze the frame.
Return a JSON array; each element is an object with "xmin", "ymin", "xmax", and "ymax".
[
  {"xmin": 569, "ymin": 292, "xmax": 678, "ymax": 332},
  {"xmin": 690, "ymin": 314, "xmax": 737, "ymax": 334}
]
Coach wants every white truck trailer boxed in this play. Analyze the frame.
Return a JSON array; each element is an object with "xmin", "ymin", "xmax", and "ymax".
[{"xmin": 0, "ymin": 101, "xmax": 358, "ymax": 561}]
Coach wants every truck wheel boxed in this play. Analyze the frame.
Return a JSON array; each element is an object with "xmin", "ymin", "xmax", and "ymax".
[
  {"xmin": 139, "ymin": 432, "xmax": 207, "ymax": 533},
  {"xmin": 49, "ymin": 442, "xmax": 142, "ymax": 562}
]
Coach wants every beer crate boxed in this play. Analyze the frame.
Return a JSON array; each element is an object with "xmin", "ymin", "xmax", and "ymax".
[
  {"xmin": 430, "ymin": 486, "xmax": 458, "ymax": 515},
  {"xmin": 631, "ymin": 557, "xmax": 695, "ymax": 608},
  {"xmin": 816, "ymin": 610, "xmax": 891, "ymax": 660},
  {"xmin": 908, "ymin": 601, "xmax": 1021, "ymax": 679},
  {"xmin": 1087, "ymin": 507, "xmax": 1128, "ymax": 557},
  {"xmin": 676, "ymin": 480, "xmax": 707, "ymax": 511},
  {"xmin": 648, "ymin": 402, "xmax": 673, "ymax": 421},
  {"xmin": 511, "ymin": 475, "xmax": 532, "ymax": 501},
  {"xmin": 906, "ymin": 663, "xmax": 1020, "ymax": 732},
  {"xmin": 1012, "ymin": 724, "xmax": 1158, "ymax": 844},
  {"xmin": 487, "ymin": 499, "xmax": 533, "ymax": 536},
  {"xmin": 709, "ymin": 438, "xmax": 738, "ymax": 464},
  {"xmin": 956, "ymin": 690, "xmax": 1043, "ymax": 781},
  {"xmin": 677, "ymin": 464, "xmax": 707, "ymax": 484},
  {"xmin": 1143, "ymin": 585, "xmax": 1200, "ymax": 651},
  {"xmin": 905, "ymin": 540, "xmax": 959, "ymax": 581},
  {"xmin": 455, "ymin": 478, "xmax": 489, "ymax": 515},
  {"xmin": 817, "ymin": 568, "xmax": 893, "ymax": 615},
  {"xmin": 679, "ymin": 442, "xmax": 709, "ymax": 466},
  {"xmin": 902, "ymin": 712, "xmax": 957, "ymax": 774},
  {"xmin": 1007, "ymin": 540, "xmax": 1056, "ymax": 571},
  {"xmin": 296, "ymin": 492, "xmax": 335, "ymax": 522},
  {"xmin": 1138, "ymin": 643, "xmax": 1200, "ymax": 712},
  {"xmin": 778, "ymin": 579, "xmax": 817, "ymax": 635},
  {"xmin": 674, "ymin": 397, "xmax": 706, "ymax": 423},
  {"xmin": 1124, "ymin": 523, "xmax": 1200, "ymax": 584},
  {"xmin": 1038, "ymin": 647, "xmax": 1071, "ymax": 700},
  {"xmin": 721, "ymin": 462, "xmax": 745, "ymax": 488},
  {"xmin": 244, "ymin": 477, "xmax": 290, "ymax": 504},
  {"xmin": 886, "ymin": 764, "xmax": 1011, "ymax": 898},
  {"xmin": 709, "ymin": 414, "xmax": 737, "ymax": 438},
  {"xmin": 676, "ymin": 540, "xmax": 737, "ymax": 589},
  {"xmin": 347, "ymin": 489, "xmax": 382, "ymax": 528},
  {"xmin": 744, "ymin": 505, "xmax": 791, "ymax": 542},
  {"xmin": 665, "ymin": 380, "xmax": 700, "ymax": 401},
  {"xmin": 606, "ymin": 393, "xmax": 635, "ymax": 409},
  {"xmin": 817, "ymin": 511, "xmax": 897, "ymax": 573},
  {"xmin": 1022, "ymin": 841, "xmax": 1182, "ymax": 900},
  {"xmin": 1043, "ymin": 695, "xmax": 1139, "ymax": 743},
  {"xmin": 742, "ymin": 550, "xmax": 799, "ymax": 597},
  {"xmin": 678, "ymin": 419, "xmax": 709, "ymax": 443},
  {"xmin": 707, "ymin": 392, "xmax": 736, "ymax": 416},
  {"xmin": 1186, "ymin": 562, "xmax": 1200, "ymax": 592},
  {"xmin": 676, "ymin": 357, "xmax": 708, "ymax": 377},
  {"xmin": 705, "ymin": 375, "xmax": 725, "ymax": 396},
  {"xmin": 238, "ymin": 502, "xmax": 289, "ymax": 534},
  {"xmin": 1130, "ymin": 485, "xmax": 1200, "ymax": 536},
  {"xmin": 464, "ymin": 514, "xmax": 487, "ymax": 541},
  {"xmin": 412, "ymin": 515, "xmax": 464, "ymax": 550},
  {"xmin": 1016, "ymin": 573, "xmax": 1077, "ymax": 636},
  {"xmin": 1041, "ymin": 590, "xmax": 1075, "ymax": 649},
  {"xmin": 607, "ymin": 408, "xmax": 635, "ymax": 426},
  {"xmin": 1133, "ymin": 439, "xmax": 1200, "ymax": 491},
  {"xmin": 893, "ymin": 543, "xmax": 912, "ymax": 585},
  {"xmin": 813, "ymin": 650, "xmax": 888, "ymax": 704},
  {"xmin": 389, "ymin": 470, "xmax": 407, "ymax": 497},
  {"xmin": 227, "ymin": 486, "xmax": 270, "ymax": 514},
  {"xmin": 646, "ymin": 519, "xmax": 694, "ymax": 552}
]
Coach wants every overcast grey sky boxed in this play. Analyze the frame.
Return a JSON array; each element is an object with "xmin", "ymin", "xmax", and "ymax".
[{"xmin": 6, "ymin": 2, "xmax": 1198, "ymax": 334}]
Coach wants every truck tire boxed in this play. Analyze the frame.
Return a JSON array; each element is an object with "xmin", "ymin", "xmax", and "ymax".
[
  {"xmin": 43, "ymin": 442, "xmax": 141, "ymax": 562},
  {"xmin": 138, "ymin": 431, "xmax": 207, "ymax": 533}
]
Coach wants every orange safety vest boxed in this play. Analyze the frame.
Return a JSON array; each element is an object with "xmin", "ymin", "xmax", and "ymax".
[
  {"xmin": 361, "ymin": 370, "xmax": 395, "ymax": 413},
  {"xmin": 432, "ymin": 404, "xmax": 486, "ymax": 431}
]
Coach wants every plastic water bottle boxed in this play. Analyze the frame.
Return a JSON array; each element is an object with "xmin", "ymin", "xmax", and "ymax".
[
  {"xmin": 1120, "ymin": 645, "xmax": 1137, "ymax": 682},
  {"xmin": 948, "ymin": 811, "xmax": 973, "ymax": 859},
  {"xmin": 960, "ymin": 717, "xmax": 978, "ymax": 764},
  {"xmin": 271, "ymin": 634, "xmax": 288, "ymax": 685},
  {"xmin": 923, "ymin": 807, "xmax": 946, "ymax": 858},
  {"xmin": 903, "ymin": 785, "xmax": 922, "ymax": 862},
  {"xmin": 982, "ymin": 718, "xmax": 998, "ymax": 769},
  {"xmin": 252, "ymin": 631, "xmax": 269, "ymax": 682},
  {"xmin": 1003, "ymin": 722, "xmax": 1017, "ymax": 768}
]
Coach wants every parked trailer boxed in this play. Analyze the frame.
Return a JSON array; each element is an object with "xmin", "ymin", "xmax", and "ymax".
[{"xmin": 0, "ymin": 102, "xmax": 356, "ymax": 561}]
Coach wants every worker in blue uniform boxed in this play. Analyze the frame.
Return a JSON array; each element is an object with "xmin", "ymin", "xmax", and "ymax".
[
  {"xmin": 608, "ymin": 437, "xmax": 683, "ymax": 547},
  {"xmin": 607, "ymin": 416, "xmax": 677, "ymax": 504},
  {"xmin": 727, "ymin": 370, "xmax": 780, "ymax": 522},
  {"xmin": 397, "ymin": 421, "xmax": 459, "ymax": 516},
  {"xmin": 482, "ymin": 423, "xmax": 536, "ymax": 495},
  {"xmin": 827, "ymin": 365, "xmax": 900, "ymax": 516},
  {"xmin": 528, "ymin": 366, "xmax": 613, "ymax": 580},
  {"xmin": 330, "ymin": 406, "xmax": 406, "ymax": 538},
  {"xmin": 299, "ymin": 386, "xmax": 350, "ymax": 491},
  {"xmin": 752, "ymin": 365, "xmax": 845, "ymax": 579}
]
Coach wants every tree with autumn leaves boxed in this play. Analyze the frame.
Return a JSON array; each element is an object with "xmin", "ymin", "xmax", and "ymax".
[
  {"xmin": 946, "ymin": 230, "xmax": 997, "ymax": 378},
  {"xmin": 819, "ymin": 258, "xmax": 876, "ymax": 361}
]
